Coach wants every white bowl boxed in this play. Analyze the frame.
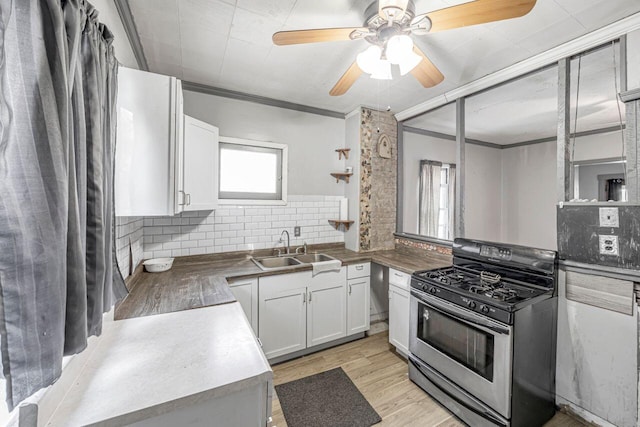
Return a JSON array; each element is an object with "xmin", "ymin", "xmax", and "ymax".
[{"xmin": 143, "ymin": 257, "xmax": 174, "ymax": 273}]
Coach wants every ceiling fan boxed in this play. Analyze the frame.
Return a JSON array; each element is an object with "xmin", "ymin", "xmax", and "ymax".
[{"xmin": 272, "ymin": 0, "xmax": 537, "ymax": 96}]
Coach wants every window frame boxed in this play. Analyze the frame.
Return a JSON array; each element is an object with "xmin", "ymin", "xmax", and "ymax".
[{"xmin": 218, "ymin": 136, "xmax": 288, "ymax": 205}]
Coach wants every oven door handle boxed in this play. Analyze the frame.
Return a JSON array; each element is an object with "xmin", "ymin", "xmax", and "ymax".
[{"xmin": 411, "ymin": 289, "xmax": 511, "ymax": 335}]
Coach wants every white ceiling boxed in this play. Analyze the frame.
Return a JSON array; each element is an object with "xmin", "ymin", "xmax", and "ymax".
[
  {"xmin": 128, "ymin": 0, "xmax": 640, "ymax": 116},
  {"xmin": 404, "ymin": 43, "xmax": 627, "ymax": 144}
]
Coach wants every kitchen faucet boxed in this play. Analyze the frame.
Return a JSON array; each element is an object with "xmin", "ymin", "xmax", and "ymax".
[{"xmin": 279, "ymin": 230, "xmax": 290, "ymax": 255}]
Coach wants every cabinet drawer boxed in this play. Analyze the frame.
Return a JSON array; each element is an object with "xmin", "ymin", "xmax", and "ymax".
[
  {"xmin": 347, "ymin": 262, "xmax": 370, "ymax": 279},
  {"xmin": 389, "ymin": 268, "xmax": 410, "ymax": 290}
]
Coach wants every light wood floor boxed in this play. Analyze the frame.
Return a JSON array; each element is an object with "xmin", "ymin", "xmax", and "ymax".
[{"xmin": 271, "ymin": 331, "xmax": 586, "ymax": 427}]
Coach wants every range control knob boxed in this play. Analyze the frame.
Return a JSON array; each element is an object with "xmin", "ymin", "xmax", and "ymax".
[
  {"xmin": 467, "ymin": 301, "xmax": 476, "ymax": 309},
  {"xmin": 480, "ymin": 305, "xmax": 489, "ymax": 313},
  {"xmin": 429, "ymin": 287, "xmax": 437, "ymax": 294}
]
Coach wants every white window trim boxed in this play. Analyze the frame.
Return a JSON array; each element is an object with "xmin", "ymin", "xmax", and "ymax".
[{"xmin": 218, "ymin": 136, "xmax": 288, "ymax": 206}]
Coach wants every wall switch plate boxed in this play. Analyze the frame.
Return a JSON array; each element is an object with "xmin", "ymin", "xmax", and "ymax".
[
  {"xmin": 294, "ymin": 226, "xmax": 301, "ymax": 237},
  {"xmin": 599, "ymin": 207, "xmax": 619, "ymax": 228},
  {"xmin": 599, "ymin": 235, "xmax": 619, "ymax": 256}
]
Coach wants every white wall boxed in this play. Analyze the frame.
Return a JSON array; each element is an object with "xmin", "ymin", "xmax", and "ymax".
[
  {"xmin": 91, "ymin": 0, "xmax": 138, "ymax": 69},
  {"xmin": 573, "ymin": 130, "xmax": 626, "ymax": 162},
  {"xmin": 501, "ymin": 141, "xmax": 557, "ymax": 250},
  {"xmin": 344, "ymin": 110, "xmax": 361, "ymax": 251},
  {"xmin": 628, "ymin": 28, "xmax": 640, "ymax": 91},
  {"xmin": 465, "ymin": 144, "xmax": 503, "ymax": 242},
  {"xmin": 402, "ymin": 132, "xmax": 455, "ymax": 235},
  {"xmin": 183, "ymin": 91, "xmax": 345, "ymax": 197}
]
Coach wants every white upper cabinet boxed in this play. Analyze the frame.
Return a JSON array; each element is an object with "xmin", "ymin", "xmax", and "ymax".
[
  {"xmin": 115, "ymin": 67, "xmax": 219, "ymax": 216},
  {"xmin": 183, "ymin": 115, "xmax": 219, "ymax": 211},
  {"xmin": 116, "ymin": 67, "xmax": 184, "ymax": 216}
]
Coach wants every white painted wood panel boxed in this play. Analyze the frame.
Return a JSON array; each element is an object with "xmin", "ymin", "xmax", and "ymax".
[
  {"xmin": 115, "ymin": 67, "xmax": 183, "ymax": 216},
  {"xmin": 259, "ymin": 272, "xmax": 309, "ymax": 359},
  {"xmin": 347, "ymin": 277, "xmax": 370, "ymax": 335},
  {"xmin": 389, "ymin": 283, "xmax": 410, "ymax": 355},
  {"xmin": 307, "ymin": 281, "xmax": 347, "ymax": 347},
  {"xmin": 347, "ymin": 262, "xmax": 370, "ymax": 279},
  {"xmin": 259, "ymin": 288, "xmax": 307, "ymax": 359},
  {"xmin": 389, "ymin": 268, "xmax": 410, "ymax": 290},
  {"xmin": 183, "ymin": 115, "xmax": 219, "ymax": 211},
  {"xmin": 228, "ymin": 278, "xmax": 258, "ymax": 333}
]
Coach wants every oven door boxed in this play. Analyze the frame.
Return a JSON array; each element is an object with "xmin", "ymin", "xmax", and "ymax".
[{"xmin": 409, "ymin": 289, "xmax": 513, "ymax": 418}]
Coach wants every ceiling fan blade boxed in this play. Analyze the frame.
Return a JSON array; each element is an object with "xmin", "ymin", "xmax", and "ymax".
[
  {"xmin": 414, "ymin": 0, "xmax": 536, "ymax": 33},
  {"xmin": 273, "ymin": 27, "xmax": 369, "ymax": 46},
  {"xmin": 410, "ymin": 46, "xmax": 444, "ymax": 88},
  {"xmin": 330, "ymin": 62, "xmax": 363, "ymax": 96}
]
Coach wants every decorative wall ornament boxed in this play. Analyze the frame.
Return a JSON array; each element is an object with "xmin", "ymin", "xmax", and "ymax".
[{"xmin": 378, "ymin": 134, "xmax": 392, "ymax": 159}]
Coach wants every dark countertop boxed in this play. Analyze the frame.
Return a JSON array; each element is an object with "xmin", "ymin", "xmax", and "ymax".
[{"xmin": 114, "ymin": 245, "xmax": 452, "ymax": 320}]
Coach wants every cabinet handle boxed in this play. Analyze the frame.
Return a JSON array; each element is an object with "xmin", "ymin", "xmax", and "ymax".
[
  {"xmin": 186, "ymin": 193, "xmax": 191, "ymax": 206},
  {"xmin": 257, "ymin": 338, "xmax": 263, "ymax": 348},
  {"xmin": 308, "ymin": 291, "xmax": 312, "ymax": 303},
  {"xmin": 356, "ymin": 265, "xmax": 364, "ymax": 270},
  {"xmin": 303, "ymin": 293, "xmax": 306, "ymax": 304},
  {"xmin": 178, "ymin": 190, "xmax": 186, "ymax": 206},
  {"xmin": 394, "ymin": 272, "xmax": 404, "ymax": 278},
  {"xmin": 349, "ymin": 284, "xmax": 352, "ymax": 295}
]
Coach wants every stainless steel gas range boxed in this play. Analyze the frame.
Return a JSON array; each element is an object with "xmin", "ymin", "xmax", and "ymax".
[{"xmin": 408, "ymin": 238, "xmax": 558, "ymax": 427}]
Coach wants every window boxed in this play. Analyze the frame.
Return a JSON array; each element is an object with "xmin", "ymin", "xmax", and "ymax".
[
  {"xmin": 418, "ymin": 160, "xmax": 455, "ymax": 240},
  {"xmin": 218, "ymin": 137, "xmax": 287, "ymax": 204}
]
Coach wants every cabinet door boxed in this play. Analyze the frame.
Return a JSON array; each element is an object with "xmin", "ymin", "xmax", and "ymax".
[
  {"xmin": 115, "ymin": 67, "xmax": 183, "ymax": 216},
  {"xmin": 347, "ymin": 277, "xmax": 370, "ymax": 335},
  {"xmin": 389, "ymin": 284, "xmax": 410, "ymax": 355},
  {"xmin": 259, "ymin": 272, "xmax": 309, "ymax": 359},
  {"xmin": 183, "ymin": 115, "xmax": 219, "ymax": 211},
  {"xmin": 228, "ymin": 279, "xmax": 258, "ymax": 334},
  {"xmin": 307, "ymin": 280, "xmax": 347, "ymax": 348}
]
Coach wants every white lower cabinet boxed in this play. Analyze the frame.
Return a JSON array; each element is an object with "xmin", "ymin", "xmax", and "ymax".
[
  {"xmin": 389, "ymin": 268, "xmax": 411, "ymax": 355},
  {"xmin": 228, "ymin": 278, "xmax": 258, "ymax": 334},
  {"xmin": 258, "ymin": 272, "xmax": 308, "ymax": 360},
  {"xmin": 307, "ymin": 269, "xmax": 347, "ymax": 347},
  {"xmin": 258, "ymin": 268, "xmax": 349, "ymax": 360},
  {"xmin": 346, "ymin": 262, "xmax": 371, "ymax": 336},
  {"xmin": 347, "ymin": 277, "xmax": 370, "ymax": 335}
]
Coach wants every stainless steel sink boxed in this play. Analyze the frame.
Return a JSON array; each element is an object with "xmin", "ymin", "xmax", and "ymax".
[
  {"xmin": 251, "ymin": 252, "xmax": 337, "ymax": 271},
  {"xmin": 252, "ymin": 256, "xmax": 302, "ymax": 271},
  {"xmin": 294, "ymin": 253, "xmax": 337, "ymax": 263}
]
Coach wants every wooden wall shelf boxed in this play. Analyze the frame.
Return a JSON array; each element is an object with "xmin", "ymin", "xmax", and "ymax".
[
  {"xmin": 328, "ymin": 220, "xmax": 354, "ymax": 231},
  {"xmin": 330, "ymin": 172, "xmax": 353, "ymax": 183},
  {"xmin": 335, "ymin": 148, "xmax": 350, "ymax": 160}
]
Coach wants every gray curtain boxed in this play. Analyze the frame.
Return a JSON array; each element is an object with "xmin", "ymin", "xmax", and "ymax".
[
  {"xmin": 0, "ymin": 0, "xmax": 127, "ymax": 409},
  {"xmin": 418, "ymin": 160, "xmax": 442, "ymax": 236}
]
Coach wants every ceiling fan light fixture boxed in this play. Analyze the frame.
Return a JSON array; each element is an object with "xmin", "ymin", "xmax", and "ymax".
[
  {"xmin": 386, "ymin": 35, "xmax": 422, "ymax": 75},
  {"xmin": 357, "ymin": 45, "xmax": 392, "ymax": 80},
  {"xmin": 379, "ymin": 0, "xmax": 409, "ymax": 23}
]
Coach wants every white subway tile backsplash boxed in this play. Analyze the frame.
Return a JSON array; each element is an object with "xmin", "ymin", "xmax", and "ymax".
[{"xmin": 140, "ymin": 195, "xmax": 345, "ymax": 259}]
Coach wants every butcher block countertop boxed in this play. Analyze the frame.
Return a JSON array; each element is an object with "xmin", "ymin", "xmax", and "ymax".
[{"xmin": 115, "ymin": 244, "xmax": 452, "ymax": 320}]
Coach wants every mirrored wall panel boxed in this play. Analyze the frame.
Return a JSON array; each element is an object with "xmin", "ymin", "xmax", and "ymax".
[
  {"xmin": 569, "ymin": 42, "xmax": 627, "ymax": 202},
  {"xmin": 465, "ymin": 66, "xmax": 559, "ymax": 250},
  {"xmin": 402, "ymin": 103, "xmax": 456, "ymax": 241}
]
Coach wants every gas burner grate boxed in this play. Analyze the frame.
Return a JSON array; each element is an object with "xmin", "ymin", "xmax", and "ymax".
[{"xmin": 485, "ymin": 287, "xmax": 519, "ymax": 302}]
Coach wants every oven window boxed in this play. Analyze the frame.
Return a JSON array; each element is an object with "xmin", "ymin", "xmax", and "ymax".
[{"xmin": 418, "ymin": 302, "xmax": 494, "ymax": 381}]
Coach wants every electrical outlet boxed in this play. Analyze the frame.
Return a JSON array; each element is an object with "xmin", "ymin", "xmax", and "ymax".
[
  {"xmin": 598, "ymin": 235, "xmax": 619, "ymax": 256},
  {"xmin": 294, "ymin": 226, "xmax": 301, "ymax": 237},
  {"xmin": 599, "ymin": 207, "xmax": 619, "ymax": 228}
]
